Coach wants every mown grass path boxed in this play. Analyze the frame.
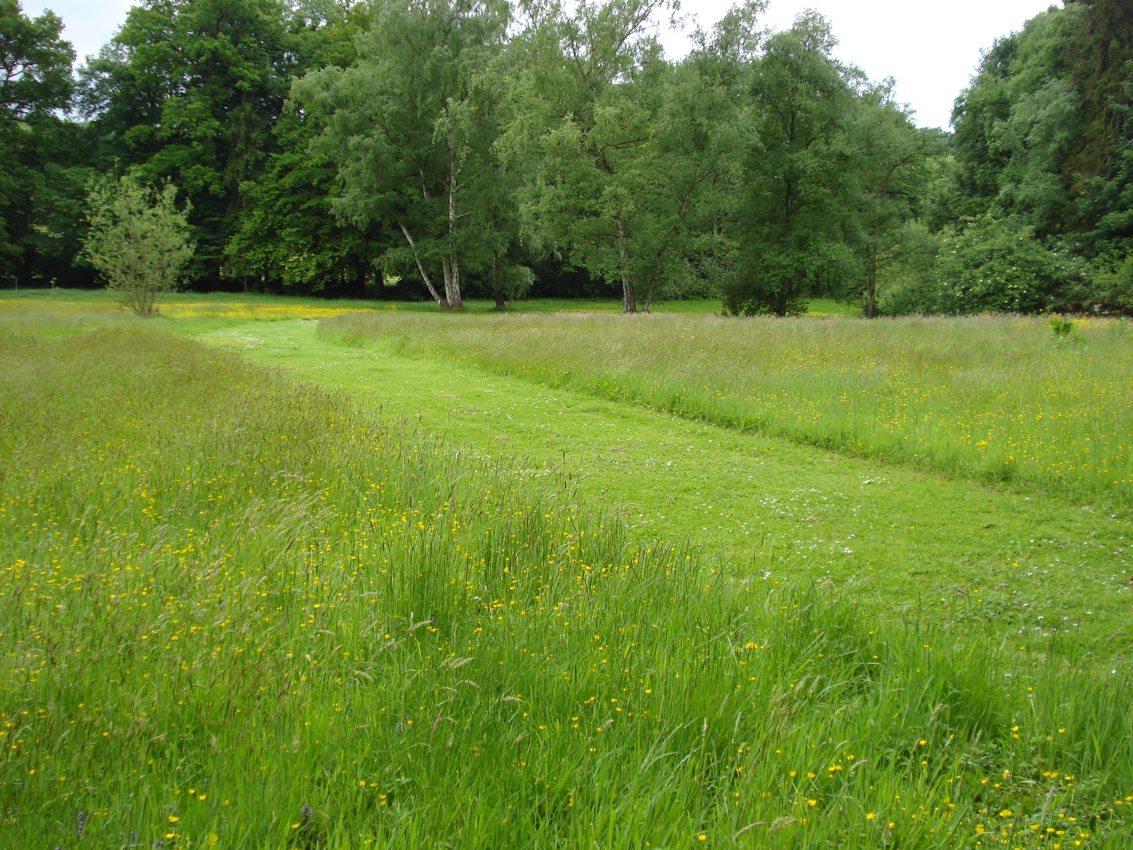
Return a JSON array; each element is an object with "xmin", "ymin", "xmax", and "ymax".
[{"xmin": 193, "ymin": 318, "xmax": 1132, "ymax": 663}]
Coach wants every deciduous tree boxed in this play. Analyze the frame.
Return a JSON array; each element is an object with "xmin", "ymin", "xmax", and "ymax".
[
  {"xmin": 295, "ymin": 0, "xmax": 510, "ymax": 309},
  {"xmin": 852, "ymin": 85, "xmax": 944, "ymax": 316},
  {"xmin": 0, "ymin": 0, "xmax": 72, "ymax": 120},
  {"xmin": 82, "ymin": 174, "xmax": 195, "ymax": 316},
  {"xmin": 507, "ymin": 0, "xmax": 724, "ymax": 313},
  {"xmin": 0, "ymin": 0, "xmax": 75, "ymax": 283},
  {"xmin": 79, "ymin": 0, "xmax": 292, "ymax": 286},
  {"xmin": 222, "ymin": 1, "xmax": 377, "ymax": 295},
  {"xmin": 724, "ymin": 13, "xmax": 862, "ymax": 316}
]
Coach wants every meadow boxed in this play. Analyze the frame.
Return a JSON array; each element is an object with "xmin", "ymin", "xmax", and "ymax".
[
  {"xmin": 323, "ymin": 311, "xmax": 1133, "ymax": 507},
  {"xmin": 1, "ymin": 292, "xmax": 1131, "ymax": 848}
]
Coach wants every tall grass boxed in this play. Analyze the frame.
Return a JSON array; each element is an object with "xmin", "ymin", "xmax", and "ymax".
[
  {"xmin": 1, "ymin": 314, "xmax": 1131, "ymax": 847},
  {"xmin": 324, "ymin": 312, "xmax": 1133, "ymax": 506}
]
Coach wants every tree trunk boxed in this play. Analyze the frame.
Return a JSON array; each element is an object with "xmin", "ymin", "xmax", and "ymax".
[
  {"xmin": 441, "ymin": 255, "xmax": 462, "ymax": 309},
  {"xmin": 491, "ymin": 258, "xmax": 506, "ymax": 310},
  {"xmin": 399, "ymin": 223, "xmax": 444, "ymax": 306},
  {"xmin": 444, "ymin": 130, "xmax": 463, "ymax": 309},
  {"xmin": 615, "ymin": 214, "xmax": 636, "ymax": 313},
  {"xmin": 865, "ymin": 245, "xmax": 878, "ymax": 318}
]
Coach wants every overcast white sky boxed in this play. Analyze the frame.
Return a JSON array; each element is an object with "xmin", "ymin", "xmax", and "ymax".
[{"xmin": 23, "ymin": 0, "xmax": 1060, "ymax": 129}]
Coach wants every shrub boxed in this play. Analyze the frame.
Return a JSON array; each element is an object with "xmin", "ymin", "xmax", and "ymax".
[
  {"xmin": 935, "ymin": 214, "xmax": 1086, "ymax": 314},
  {"xmin": 82, "ymin": 174, "xmax": 194, "ymax": 317},
  {"xmin": 1080, "ymin": 255, "xmax": 1133, "ymax": 314},
  {"xmin": 723, "ymin": 241, "xmax": 862, "ymax": 317}
]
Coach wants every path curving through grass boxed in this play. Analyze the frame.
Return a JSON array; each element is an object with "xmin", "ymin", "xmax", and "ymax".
[
  {"xmin": 3, "ymin": 300, "xmax": 1130, "ymax": 848},
  {"xmin": 192, "ymin": 318, "xmax": 1133, "ymax": 665}
]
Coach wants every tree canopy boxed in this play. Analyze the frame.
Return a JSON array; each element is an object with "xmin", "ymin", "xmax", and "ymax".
[
  {"xmin": 0, "ymin": 0, "xmax": 77, "ymax": 284},
  {"xmin": 3, "ymin": 0, "xmax": 1131, "ymax": 315}
]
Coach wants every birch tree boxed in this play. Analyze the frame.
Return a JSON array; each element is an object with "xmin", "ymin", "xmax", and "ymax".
[{"xmin": 294, "ymin": 0, "xmax": 510, "ymax": 308}]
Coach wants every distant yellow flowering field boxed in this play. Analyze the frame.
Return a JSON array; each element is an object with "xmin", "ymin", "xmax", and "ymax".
[
  {"xmin": 0, "ymin": 289, "xmax": 392, "ymax": 320},
  {"xmin": 159, "ymin": 301, "xmax": 386, "ymax": 319}
]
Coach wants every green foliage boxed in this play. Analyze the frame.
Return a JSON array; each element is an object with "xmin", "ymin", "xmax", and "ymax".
[
  {"xmin": 950, "ymin": 9, "xmax": 1076, "ymax": 226},
  {"xmin": 503, "ymin": 0, "xmax": 713, "ymax": 313},
  {"xmin": 935, "ymin": 215, "xmax": 1088, "ymax": 315},
  {"xmin": 1072, "ymin": 74, "xmax": 1133, "ymax": 282},
  {"xmin": 0, "ymin": 0, "xmax": 78, "ymax": 284},
  {"xmin": 1063, "ymin": 0, "xmax": 1133, "ymax": 180},
  {"xmin": 945, "ymin": 0, "xmax": 1133, "ymax": 314},
  {"xmin": 294, "ymin": 0, "xmax": 511, "ymax": 308},
  {"xmin": 219, "ymin": 1, "xmax": 374, "ymax": 295},
  {"xmin": 724, "ymin": 13, "xmax": 864, "ymax": 317},
  {"xmin": 76, "ymin": 1, "xmax": 183, "ymax": 161},
  {"xmin": 0, "ymin": 117, "xmax": 97, "ymax": 287},
  {"xmin": 16, "ymin": 0, "xmax": 1131, "ymax": 306},
  {"xmin": 873, "ymin": 222, "xmax": 944, "ymax": 316},
  {"xmin": 482, "ymin": 253, "xmax": 535, "ymax": 309},
  {"xmin": 0, "ymin": 0, "xmax": 73, "ymax": 120},
  {"xmin": 1049, "ymin": 315, "xmax": 1073, "ymax": 337},
  {"xmin": 1085, "ymin": 256, "xmax": 1133, "ymax": 314},
  {"xmin": 222, "ymin": 110, "xmax": 376, "ymax": 296},
  {"xmin": 951, "ymin": 7, "xmax": 1085, "ymax": 234},
  {"xmin": 82, "ymin": 174, "xmax": 195, "ymax": 316},
  {"xmin": 725, "ymin": 243, "xmax": 860, "ymax": 317},
  {"xmin": 79, "ymin": 0, "xmax": 293, "ymax": 285},
  {"xmin": 853, "ymin": 95, "xmax": 948, "ymax": 317}
]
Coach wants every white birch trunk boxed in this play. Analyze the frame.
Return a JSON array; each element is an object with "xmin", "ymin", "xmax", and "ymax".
[
  {"xmin": 399, "ymin": 223, "xmax": 444, "ymax": 306},
  {"xmin": 444, "ymin": 129, "xmax": 462, "ymax": 309}
]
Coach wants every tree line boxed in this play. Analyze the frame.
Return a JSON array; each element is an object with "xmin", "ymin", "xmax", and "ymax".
[{"xmin": 1, "ymin": 0, "xmax": 1130, "ymax": 315}]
